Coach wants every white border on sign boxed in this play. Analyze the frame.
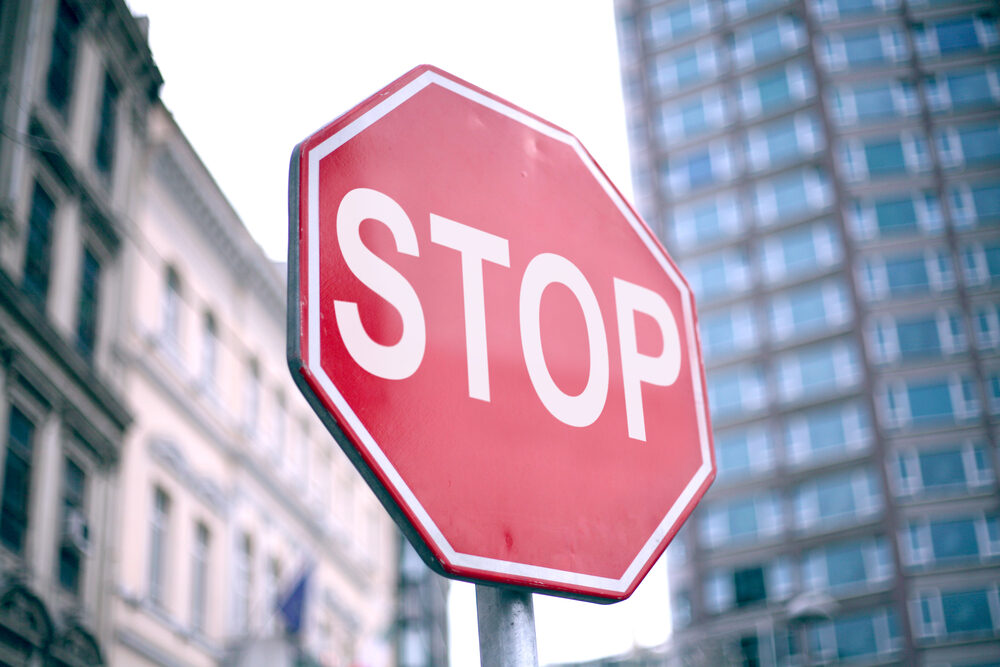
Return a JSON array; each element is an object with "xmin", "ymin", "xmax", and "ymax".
[{"xmin": 305, "ymin": 70, "xmax": 712, "ymax": 594}]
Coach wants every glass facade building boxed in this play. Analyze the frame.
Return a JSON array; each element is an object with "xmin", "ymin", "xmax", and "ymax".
[{"xmin": 615, "ymin": 0, "xmax": 1000, "ymax": 664}]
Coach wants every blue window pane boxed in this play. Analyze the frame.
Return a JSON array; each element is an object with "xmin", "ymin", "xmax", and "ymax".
[
  {"xmin": 985, "ymin": 244, "xmax": 1000, "ymax": 278},
  {"xmin": 701, "ymin": 312, "xmax": 736, "ymax": 357},
  {"xmin": 865, "ymin": 139, "xmax": 907, "ymax": 175},
  {"xmin": 942, "ymin": 589, "xmax": 992, "ymax": 635},
  {"xmin": 773, "ymin": 173, "xmax": 810, "ymax": 216},
  {"xmin": 825, "ymin": 542, "xmax": 867, "ymax": 587},
  {"xmin": 817, "ymin": 475, "xmax": 856, "ymax": 518},
  {"xmin": 874, "ymin": 197, "xmax": 918, "ymax": 234},
  {"xmin": 896, "ymin": 316, "xmax": 941, "ymax": 357},
  {"xmin": 919, "ymin": 450, "xmax": 968, "ymax": 488},
  {"xmin": 680, "ymin": 99, "xmax": 708, "ymax": 135},
  {"xmin": 947, "ymin": 70, "xmax": 993, "ymax": 107},
  {"xmin": 835, "ymin": 614, "xmax": 879, "ymax": 659},
  {"xmin": 757, "ymin": 69, "xmax": 792, "ymax": 112},
  {"xmin": 806, "ymin": 407, "xmax": 847, "ymax": 452},
  {"xmin": 764, "ymin": 118, "xmax": 801, "ymax": 164},
  {"xmin": 676, "ymin": 51, "xmax": 701, "ymax": 87},
  {"xmin": 930, "ymin": 518, "xmax": 979, "ymax": 560},
  {"xmin": 844, "ymin": 31, "xmax": 886, "ymax": 66},
  {"xmin": 886, "ymin": 256, "xmax": 929, "ymax": 293},
  {"xmin": 799, "ymin": 347, "xmax": 838, "ymax": 390},
  {"xmin": 855, "ymin": 84, "xmax": 896, "ymax": 120},
  {"xmin": 959, "ymin": 126, "xmax": 1000, "ymax": 164},
  {"xmin": 935, "ymin": 18, "xmax": 980, "ymax": 54},
  {"xmin": 750, "ymin": 20, "xmax": 785, "ymax": 63},
  {"xmin": 972, "ymin": 184, "xmax": 1000, "ymax": 221},
  {"xmin": 716, "ymin": 432, "xmax": 752, "ymax": 479},
  {"xmin": 907, "ymin": 380, "xmax": 954, "ymax": 421},
  {"xmin": 687, "ymin": 150, "xmax": 715, "ymax": 188},
  {"xmin": 729, "ymin": 500, "xmax": 758, "ymax": 538}
]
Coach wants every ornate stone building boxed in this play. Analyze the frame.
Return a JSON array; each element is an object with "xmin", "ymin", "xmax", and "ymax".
[{"xmin": 0, "ymin": 0, "xmax": 162, "ymax": 664}]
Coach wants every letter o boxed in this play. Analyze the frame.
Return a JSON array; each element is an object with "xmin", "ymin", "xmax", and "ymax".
[{"xmin": 519, "ymin": 253, "xmax": 609, "ymax": 428}]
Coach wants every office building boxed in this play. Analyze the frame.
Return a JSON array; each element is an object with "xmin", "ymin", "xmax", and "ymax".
[{"xmin": 615, "ymin": 0, "xmax": 1000, "ymax": 664}]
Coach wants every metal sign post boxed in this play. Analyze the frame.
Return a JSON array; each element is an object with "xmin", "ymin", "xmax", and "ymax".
[{"xmin": 476, "ymin": 585, "xmax": 538, "ymax": 667}]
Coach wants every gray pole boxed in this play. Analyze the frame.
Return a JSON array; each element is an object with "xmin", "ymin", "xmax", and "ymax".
[{"xmin": 476, "ymin": 584, "xmax": 539, "ymax": 667}]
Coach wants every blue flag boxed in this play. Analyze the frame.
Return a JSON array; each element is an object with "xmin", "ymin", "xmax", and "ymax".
[{"xmin": 276, "ymin": 564, "xmax": 313, "ymax": 636}]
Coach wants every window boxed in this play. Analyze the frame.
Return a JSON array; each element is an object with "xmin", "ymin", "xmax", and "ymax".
[
  {"xmin": 699, "ymin": 306, "xmax": 757, "ymax": 360},
  {"xmin": 662, "ymin": 141, "xmax": 732, "ymax": 195},
  {"xmin": 785, "ymin": 401, "xmax": 871, "ymax": 465},
  {"xmin": 704, "ymin": 559, "xmax": 792, "ymax": 614},
  {"xmin": 769, "ymin": 278, "xmax": 852, "ymax": 341},
  {"xmin": 840, "ymin": 133, "xmax": 929, "ymax": 181},
  {"xmin": 272, "ymin": 392, "xmax": 286, "ymax": 461},
  {"xmin": 848, "ymin": 191, "xmax": 941, "ymax": 239},
  {"xmin": 794, "ymin": 467, "xmax": 882, "ymax": 531},
  {"xmin": 643, "ymin": 0, "xmax": 711, "ymax": 46},
  {"xmin": 191, "ymin": 522, "xmax": 210, "ymax": 633},
  {"xmin": 822, "ymin": 26, "xmax": 908, "ymax": 70},
  {"xmin": 732, "ymin": 14, "xmax": 805, "ymax": 69},
  {"xmin": 803, "ymin": 536, "xmax": 893, "ymax": 593},
  {"xmin": 775, "ymin": 340, "xmax": 860, "ymax": 402},
  {"xmin": 162, "ymin": 267, "xmax": 181, "ymax": 349},
  {"xmin": 650, "ymin": 42, "xmax": 719, "ymax": 94},
  {"xmin": 669, "ymin": 194, "xmax": 742, "ymax": 249},
  {"xmin": 705, "ymin": 364, "xmax": 766, "ymax": 420},
  {"xmin": 22, "ymin": 181, "xmax": 56, "ymax": 306},
  {"xmin": 672, "ymin": 589, "xmax": 692, "ymax": 629},
  {"xmin": 201, "ymin": 312, "xmax": 218, "ymax": 390},
  {"xmin": 905, "ymin": 514, "xmax": 1000, "ymax": 569},
  {"xmin": 714, "ymin": 426, "xmax": 774, "ymax": 481},
  {"xmin": 974, "ymin": 302, "xmax": 1000, "ymax": 349},
  {"xmin": 45, "ymin": 0, "xmax": 81, "ymax": 115},
  {"xmin": 914, "ymin": 15, "xmax": 1000, "ymax": 58},
  {"xmin": 75, "ymin": 248, "xmax": 101, "ymax": 362},
  {"xmin": 655, "ymin": 89, "xmax": 727, "ymax": 146},
  {"xmin": 94, "ymin": 71, "xmax": 119, "ymax": 177},
  {"xmin": 725, "ymin": 0, "xmax": 790, "ymax": 20},
  {"xmin": 868, "ymin": 309, "xmax": 965, "ymax": 363},
  {"xmin": 914, "ymin": 585, "xmax": 1000, "ymax": 640},
  {"xmin": 1, "ymin": 406, "xmax": 35, "ymax": 554},
  {"xmin": 811, "ymin": 0, "xmax": 900, "ymax": 20},
  {"xmin": 858, "ymin": 247, "xmax": 954, "ymax": 300},
  {"xmin": 739, "ymin": 62, "xmax": 815, "ymax": 119},
  {"xmin": 232, "ymin": 533, "xmax": 253, "ymax": 635},
  {"xmin": 961, "ymin": 241, "xmax": 1000, "ymax": 288},
  {"xmin": 949, "ymin": 181, "xmax": 1000, "ymax": 228},
  {"xmin": 881, "ymin": 373, "xmax": 979, "ymax": 428},
  {"xmin": 244, "ymin": 358, "xmax": 260, "ymax": 437},
  {"xmin": 58, "ymin": 457, "xmax": 86, "ymax": 595},
  {"xmin": 937, "ymin": 123, "xmax": 1000, "ymax": 168},
  {"xmin": 679, "ymin": 248, "xmax": 750, "ymax": 303},
  {"xmin": 830, "ymin": 80, "xmax": 917, "ymax": 124},
  {"xmin": 754, "ymin": 168, "xmax": 831, "ymax": 226},
  {"xmin": 149, "ymin": 487, "xmax": 170, "ymax": 606},
  {"xmin": 745, "ymin": 113, "xmax": 822, "ymax": 172},
  {"xmin": 700, "ymin": 492, "xmax": 782, "ymax": 549},
  {"xmin": 808, "ymin": 608, "xmax": 901, "ymax": 661},
  {"xmin": 760, "ymin": 220, "xmax": 841, "ymax": 284},
  {"xmin": 927, "ymin": 67, "xmax": 1000, "ymax": 111}
]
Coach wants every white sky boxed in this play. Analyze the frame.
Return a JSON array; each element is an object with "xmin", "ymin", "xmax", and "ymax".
[{"xmin": 123, "ymin": 1, "xmax": 670, "ymax": 664}]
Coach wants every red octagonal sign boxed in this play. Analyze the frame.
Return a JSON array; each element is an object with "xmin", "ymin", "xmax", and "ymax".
[{"xmin": 288, "ymin": 65, "xmax": 714, "ymax": 602}]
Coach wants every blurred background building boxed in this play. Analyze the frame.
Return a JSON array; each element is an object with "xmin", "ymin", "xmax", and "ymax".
[
  {"xmin": 0, "ymin": 0, "xmax": 160, "ymax": 663},
  {"xmin": 615, "ymin": 0, "xmax": 999, "ymax": 664},
  {"xmin": 0, "ymin": 1, "xmax": 454, "ymax": 665}
]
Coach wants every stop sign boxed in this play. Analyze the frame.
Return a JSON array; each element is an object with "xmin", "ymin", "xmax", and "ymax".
[{"xmin": 288, "ymin": 65, "xmax": 714, "ymax": 602}]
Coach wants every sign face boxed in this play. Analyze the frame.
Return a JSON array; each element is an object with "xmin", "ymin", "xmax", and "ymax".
[{"xmin": 288, "ymin": 65, "xmax": 714, "ymax": 602}]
